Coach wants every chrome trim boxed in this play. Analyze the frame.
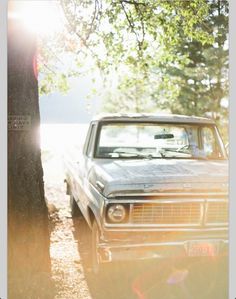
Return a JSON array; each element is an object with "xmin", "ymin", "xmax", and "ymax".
[
  {"xmin": 206, "ymin": 222, "xmax": 228, "ymax": 227},
  {"xmin": 129, "ymin": 203, "xmax": 134, "ymax": 223},
  {"xmin": 205, "ymin": 198, "xmax": 228, "ymax": 202},
  {"xmin": 103, "ymin": 225, "xmax": 228, "ymax": 232},
  {"xmin": 106, "ymin": 198, "xmax": 207, "ymax": 204},
  {"xmin": 203, "ymin": 200, "xmax": 208, "ymax": 226},
  {"xmin": 200, "ymin": 202, "xmax": 205, "ymax": 226},
  {"xmin": 105, "ymin": 223, "xmax": 201, "ymax": 228},
  {"xmin": 108, "ymin": 192, "xmax": 228, "ymax": 198},
  {"xmin": 99, "ymin": 239, "xmax": 228, "ymax": 249}
]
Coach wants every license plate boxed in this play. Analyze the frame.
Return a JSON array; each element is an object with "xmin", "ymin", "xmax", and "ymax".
[{"xmin": 187, "ymin": 241, "xmax": 219, "ymax": 257}]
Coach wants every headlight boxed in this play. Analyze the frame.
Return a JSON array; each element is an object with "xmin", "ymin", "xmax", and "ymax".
[{"xmin": 107, "ymin": 204, "xmax": 126, "ymax": 223}]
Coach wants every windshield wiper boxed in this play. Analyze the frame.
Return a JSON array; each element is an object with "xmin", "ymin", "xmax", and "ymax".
[
  {"xmin": 160, "ymin": 148, "xmax": 209, "ymax": 160},
  {"xmin": 110, "ymin": 151, "xmax": 155, "ymax": 159}
]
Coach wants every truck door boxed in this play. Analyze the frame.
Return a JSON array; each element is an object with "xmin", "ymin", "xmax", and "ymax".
[{"xmin": 78, "ymin": 123, "xmax": 97, "ymax": 208}]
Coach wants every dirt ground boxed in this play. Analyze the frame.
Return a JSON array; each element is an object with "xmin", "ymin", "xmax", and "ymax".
[{"xmin": 42, "ymin": 151, "xmax": 228, "ymax": 299}]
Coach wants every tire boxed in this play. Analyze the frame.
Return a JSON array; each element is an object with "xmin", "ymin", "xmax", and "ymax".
[
  {"xmin": 70, "ymin": 195, "xmax": 83, "ymax": 218},
  {"xmin": 91, "ymin": 220, "xmax": 101, "ymax": 274}
]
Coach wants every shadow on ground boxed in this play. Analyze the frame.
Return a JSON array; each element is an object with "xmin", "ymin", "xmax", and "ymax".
[{"xmin": 72, "ymin": 216, "xmax": 228, "ymax": 299}]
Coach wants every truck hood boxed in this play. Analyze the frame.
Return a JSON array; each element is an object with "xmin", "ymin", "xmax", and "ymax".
[{"xmin": 88, "ymin": 159, "xmax": 228, "ymax": 197}]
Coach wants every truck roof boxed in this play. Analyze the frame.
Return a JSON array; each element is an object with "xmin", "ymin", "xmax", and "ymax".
[{"xmin": 92, "ymin": 113, "xmax": 215, "ymax": 124}]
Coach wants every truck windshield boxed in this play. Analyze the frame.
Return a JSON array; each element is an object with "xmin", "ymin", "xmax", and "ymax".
[{"xmin": 95, "ymin": 122, "xmax": 226, "ymax": 160}]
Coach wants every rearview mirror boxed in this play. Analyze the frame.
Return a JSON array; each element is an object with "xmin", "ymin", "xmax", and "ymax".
[{"xmin": 154, "ymin": 133, "xmax": 174, "ymax": 139}]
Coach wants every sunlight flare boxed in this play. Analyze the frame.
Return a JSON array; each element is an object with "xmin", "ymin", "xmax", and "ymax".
[{"xmin": 8, "ymin": 1, "xmax": 64, "ymax": 36}]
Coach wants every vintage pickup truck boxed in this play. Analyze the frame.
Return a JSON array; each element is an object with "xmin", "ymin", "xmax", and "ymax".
[{"xmin": 64, "ymin": 114, "xmax": 228, "ymax": 273}]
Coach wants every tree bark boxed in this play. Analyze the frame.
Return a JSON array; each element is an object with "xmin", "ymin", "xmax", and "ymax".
[{"xmin": 8, "ymin": 13, "xmax": 52, "ymax": 299}]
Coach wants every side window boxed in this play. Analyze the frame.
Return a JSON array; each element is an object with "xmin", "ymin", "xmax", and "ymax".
[
  {"xmin": 201, "ymin": 127, "xmax": 217, "ymax": 157},
  {"xmin": 86, "ymin": 125, "xmax": 96, "ymax": 157}
]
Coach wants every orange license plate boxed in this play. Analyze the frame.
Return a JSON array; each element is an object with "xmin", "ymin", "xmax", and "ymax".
[{"xmin": 187, "ymin": 241, "xmax": 219, "ymax": 257}]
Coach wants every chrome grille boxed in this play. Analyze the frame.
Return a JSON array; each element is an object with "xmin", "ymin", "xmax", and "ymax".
[
  {"xmin": 206, "ymin": 202, "xmax": 228, "ymax": 224},
  {"xmin": 131, "ymin": 202, "xmax": 201, "ymax": 225}
]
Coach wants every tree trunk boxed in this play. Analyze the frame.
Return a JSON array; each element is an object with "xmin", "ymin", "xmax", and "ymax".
[{"xmin": 8, "ymin": 12, "xmax": 52, "ymax": 299}]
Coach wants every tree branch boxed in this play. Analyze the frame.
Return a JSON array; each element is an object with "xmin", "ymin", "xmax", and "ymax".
[
  {"xmin": 120, "ymin": 0, "xmax": 146, "ymax": 6},
  {"xmin": 119, "ymin": 0, "xmax": 143, "ymax": 52},
  {"xmin": 60, "ymin": 0, "xmax": 99, "ymax": 59}
]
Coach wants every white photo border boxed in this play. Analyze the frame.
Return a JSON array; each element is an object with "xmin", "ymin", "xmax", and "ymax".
[
  {"xmin": 0, "ymin": 0, "xmax": 7, "ymax": 298},
  {"xmin": 229, "ymin": 0, "xmax": 235, "ymax": 298},
  {"xmin": 0, "ymin": 0, "xmax": 235, "ymax": 298}
]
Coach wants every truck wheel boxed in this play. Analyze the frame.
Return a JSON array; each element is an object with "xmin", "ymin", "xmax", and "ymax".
[
  {"xmin": 70, "ymin": 195, "xmax": 83, "ymax": 218},
  {"xmin": 91, "ymin": 221, "xmax": 101, "ymax": 274},
  {"xmin": 65, "ymin": 180, "xmax": 71, "ymax": 195}
]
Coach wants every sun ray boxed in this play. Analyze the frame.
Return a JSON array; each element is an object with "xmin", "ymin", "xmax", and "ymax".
[{"xmin": 8, "ymin": 1, "xmax": 64, "ymax": 36}]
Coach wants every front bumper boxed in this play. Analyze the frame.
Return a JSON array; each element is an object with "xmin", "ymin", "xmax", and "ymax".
[{"xmin": 98, "ymin": 229, "xmax": 228, "ymax": 262}]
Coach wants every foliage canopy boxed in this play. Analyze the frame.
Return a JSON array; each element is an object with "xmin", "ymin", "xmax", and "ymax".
[{"xmin": 39, "ymin": 0, "xmax": 228, "ymax": 139}]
